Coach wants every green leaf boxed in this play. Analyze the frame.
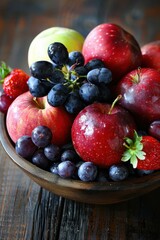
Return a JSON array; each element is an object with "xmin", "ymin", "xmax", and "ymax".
[
  {"xmin": 0, "ymin": 61, "xmax": 12, "ymax": 82},
  {"xmin": 130, "ymin": 155, "xmax": 138, "ymax": 168},
  {"xmin": 121, "ymin": 151, "xmax": 131, "ymax": 162},
  {"xmin": 136, "ymin": 150, "xmax": 146, "ymax": 160},
  {"xmin": 125, "ymin": 137, "xmax": 133, "ymax": 146},
  {"xmin": 135, "ymin": 141, "xmax": 143, "ymax": 150},
  {"xmin": 121, "ymin": 131, "xmax": 146, "ymax": 168}
]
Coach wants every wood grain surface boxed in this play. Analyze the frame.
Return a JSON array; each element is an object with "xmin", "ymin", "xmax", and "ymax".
[{"xmin": 0, "ymin": 0, "xmax": 160, "ymax": 239}]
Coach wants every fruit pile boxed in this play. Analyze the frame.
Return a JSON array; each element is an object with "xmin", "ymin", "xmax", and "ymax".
[{"xmin": 1, "ymin": 23, "xmax": 160, "ymax": 182}]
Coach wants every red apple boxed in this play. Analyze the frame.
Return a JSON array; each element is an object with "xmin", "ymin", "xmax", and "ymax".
[
  {"xmin": 141, "ymin": 40, "xmax": 160, "ymax": 71},
  {"xmin": 6, "ymin": 91, "xmax": 73, "ymax": 146},
  {"xmin": 71, "ymin": 101, "xmax": 136, "ymax": 168},
  {"xmin": 82, "ymin": 23, "xmax": 142, "ymax": 82},
  {"xmin": 116, "ymin": 68, "xmax": 160, "ymax": 126}
]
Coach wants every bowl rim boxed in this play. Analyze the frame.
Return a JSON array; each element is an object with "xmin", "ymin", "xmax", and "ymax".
[{"xmin": 1, "ymin": 112, "xmax": 160, "ymax": 192}]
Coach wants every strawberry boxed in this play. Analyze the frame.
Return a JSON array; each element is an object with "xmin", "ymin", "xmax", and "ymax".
[
  {"xmin": 0, "ymin": 62, "xmax": 29, "ymax": 98},
  {"xmin": 121, "ymin": 131, "xmax": 160, "ymax": 170}
]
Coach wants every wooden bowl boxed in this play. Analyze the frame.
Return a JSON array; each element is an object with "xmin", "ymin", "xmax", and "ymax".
[{"xmin": 1, "ymin": 113, "xmax": 160, "ymax": 204}]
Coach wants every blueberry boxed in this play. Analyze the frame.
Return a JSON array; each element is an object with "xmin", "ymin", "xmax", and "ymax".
[
  {"xmin": 96, "ymin": 168, "xmax": 109, "ymax": 182},
  {"xmin": 31, "ymin": 125, "xmax": 52, "ymax": 148},
  {"xmin": 57, "ymin": 161, "xmax": 76, "ymax": 179},
  {"xmin": 78, "ymin": 162, "xmax": 98, "ymax": 182},
  {"xmin": 136, "ymin": 169, "xmax": 155, "ymax": 176},
  {"xmin": 44, "ymin": 144, "xmax": 60, "ymax": 161},
  {"xmin": 60, "ymin": 149, "xmax": 79, "ymax": 163},
  {"xmin": 50, "ymin": 162, "xmax": 59, "ymax": 175},
  {"xmin": 109, "ymin": 164, "xmax": 129, "ymax": 181},
  {"xmin": 32, "ymin": 149, "xmax": 50, "ymax": 170}
]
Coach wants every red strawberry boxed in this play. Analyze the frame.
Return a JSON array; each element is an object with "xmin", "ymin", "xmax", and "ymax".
[
  {"xmin": 122, "ymin": 131, "xmax": 160, "ymax": 170},
  {"xmin": 0, "ymin": 62, "xmax": 29, "ymax": 98}
]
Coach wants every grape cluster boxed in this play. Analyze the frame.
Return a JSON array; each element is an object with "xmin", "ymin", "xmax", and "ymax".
[{"xmin": 28, "ymin": 42, "xmax": 113, "ymax": 114}]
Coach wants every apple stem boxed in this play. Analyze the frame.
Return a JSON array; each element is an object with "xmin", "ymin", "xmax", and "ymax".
[
  {"xmin": 108, "ymin": 95, "xmax": 122, "ymax": 114},
  {"xmin": 137, "ymin": 67, "xmax": 141, "ymax": 83},
  {"xmin": 132, "ymin": 67, "xmax": 141, "ymax": 84},
  {"xmin": 33, "ymin": 97, "xmax": 44, "ymax": 109}
]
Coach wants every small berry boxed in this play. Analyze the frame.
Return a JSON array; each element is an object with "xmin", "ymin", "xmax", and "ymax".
[
  {"xmin": 109, "ymin": 164, "xmax": 129, "ymax": 181},
  {"xmin": 57, "ymin": 161, "xmax": 76, "ymax": 179},
  {"xmin": 31, "ymin": 125, "xmax": 52, "ymax": 148},
  {"xmin": 78, "ymin": 162, "xmax": 98, "ymax": 182}
]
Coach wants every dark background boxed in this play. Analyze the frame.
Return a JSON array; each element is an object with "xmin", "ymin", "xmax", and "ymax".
[{"xmin": 0, "ymin": 0, "xmax": 160, "ymax": 73}]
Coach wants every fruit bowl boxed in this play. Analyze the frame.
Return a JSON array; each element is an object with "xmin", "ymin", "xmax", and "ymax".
[{"xmin": 1, "ymin": 112, "xmax": 160, "ymax": 205}]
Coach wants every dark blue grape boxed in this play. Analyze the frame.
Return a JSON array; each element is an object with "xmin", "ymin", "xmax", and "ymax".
[
  {"xmin": 136, "ymin": 169, "xmax": 155, "ymax": 176},
  {"xmin": 48, "ymin": 42, "xmax": 68, "ymax": 65},
  {"xmin": 60, "ymin": 149, "xmax": 79, "ymax": 163},
  {"xmin": 79, "ymin": 82, "xmax": 99, "ymax": 103},
  {"xmin": 27, "ymin": 76, "xmax": 51, "ymax": 97},
  {"xmin": 47, "ymin": 83, "xmax": 69, "ymax": 107},
  {"xmin": 57, "ymin": 161, "xmax": 76, "ymax": 179},
  {"xmin": 108, "ymin": 164, "xmax": 129, "ymax": 181},
  {"xmin": 85, "ymin": 59, "xmax": 105, "ymax": 72},
  {"xmin": 74, "ymin": 66, "xmax": 88, "ymax": 76},
  {"xmin": 68, "ymin": 51, "xmax": 84, "ymax": 67},
  {"xmin": 87, "ymin": 67, "xmax": 112, "ymax": 85},
  {"xmin": 65, "ymin": 91, "xmax": 86, "ymax": 114},
  {"xmin": 61, "ymin": 142, "xmax": 74, "ymax": 152},
  {"xmin": 78, "ymin": 162, "xmax": 98, "ymax": 182},
  {"xmin": 29, "ymin": 61, "xmax": 55, "ymax": 79},
  {"xmin": 96, "ymin": 169, "xmax": 109, "ymax": 182},
  {"xmin": 71, "ymin": 66, "xmax": 87, "ymax": 82},
  {"xmin": 50, "ymin": 162, "xmax": 59, "ymax": 175},
  {"xmin": 32, "ymin": 149, "xmax": 50, "ymax": 170},
  {"xmin": 44, "ymin": 144, "xmax": 60, "ymax": 161},
  {"xmin": 137, "ymin": 130, "xmax": 148, "ymax": 136},
  {"xmin": 97, "ymin": 84, "xmax": 112, "ymax": 103},
  {"xmin": 49, "ymin": 69, "xmax": 65, "ymax": 85},
  {"xmin": 15, "ymin": 135, "xmax": 37, "ymax": 159},
  {"xmin": 31, "ymin": 125, "xmax": 52, "ymax": 148}
]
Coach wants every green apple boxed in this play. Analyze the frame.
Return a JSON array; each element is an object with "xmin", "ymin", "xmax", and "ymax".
[{"xmin": 28, "ymin": 27, "xmax": 84, "ymax": 66}]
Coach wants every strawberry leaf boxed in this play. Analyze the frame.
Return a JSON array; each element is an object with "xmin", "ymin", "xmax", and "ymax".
[
  {"xmin": 136, "ymin": 150, "xmax": 146, "ymax": 160},
  {"xmin": 121, "ymin": 130, "xmax": 146, "ymax": 168},
  {"xmin": 121, "ymin": 151, "xmax": 131, "ymax": 161},
  {"xmin": 0, "ymin": 61, "xmax": 12, "ymax": 83},
  {"xmin": 130, "ymin": 155, "xmax": 138, "ymax": 169}
]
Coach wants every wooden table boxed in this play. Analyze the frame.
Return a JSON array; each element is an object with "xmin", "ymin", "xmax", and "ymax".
[{"xmin": 0, "ymin": 0, "xmax": 160, "ymax": 239}]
